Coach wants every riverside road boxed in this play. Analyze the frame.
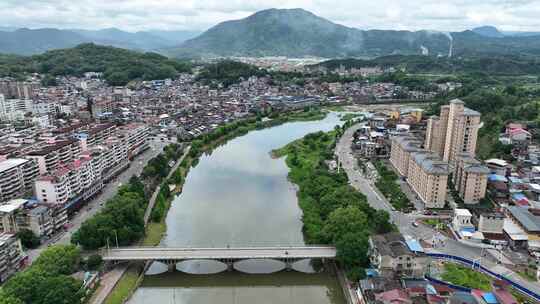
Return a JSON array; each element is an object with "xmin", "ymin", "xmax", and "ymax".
[{"xmin": 336, "ymin": 123, "xmax": 540, "ymax": 296}]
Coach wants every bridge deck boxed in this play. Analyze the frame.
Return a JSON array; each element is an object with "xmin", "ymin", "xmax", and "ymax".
[{"xmin": 102, "ymin": 246, "xmax": 337, "ymax": 261}]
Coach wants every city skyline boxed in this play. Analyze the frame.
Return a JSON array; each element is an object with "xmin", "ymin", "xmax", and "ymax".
[{"xmin": 1, "ymin": 0, "xmax": 540, "ymax": 32}]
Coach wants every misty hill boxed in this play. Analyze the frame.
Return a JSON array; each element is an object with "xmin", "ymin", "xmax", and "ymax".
[
  {"xmin": 472, "ymin": 26, "xmax": 504, "ymax": 38},
  {"xmin": 170, "ymin": 8, "xmax": 452, "ymax": 58},
  {"xmin": 0, "ymin": 28, "xmax": 201, "ymax": 55},
  {"xmin": 170, "ymin": 8, "xmax": 540, "ymax": 59}
]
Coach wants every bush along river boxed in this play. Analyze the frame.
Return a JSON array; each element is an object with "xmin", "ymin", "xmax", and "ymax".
[{"xmin": 129, "ymin": 112, "xmax": 348, "ymax": 304}]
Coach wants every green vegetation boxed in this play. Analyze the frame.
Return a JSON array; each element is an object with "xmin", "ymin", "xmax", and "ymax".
[
  {"xmin": 103, "ymin": 264, "xmax": 142, "ymax": 304},
  {"xmin": 1, "ymin": 245, "xmax": 84, "ymax": 304},
  {"xmin": 0, "ymin": 43, "xmax": 191, "ymax": 85},
  {"xmin": 72, "ymin": 144, "xmax": 184, "ymax": 250},
  {"xmin": 15, "ymin": 229, "xmax": 40, "ymax": 249},
  {"xmin": 428, "ymin": 81, "xmax": 540, "ymax": 160},
  {"xmin": 373, "ymin": 161, "xmax": 413, "ymax": 211},
  {"xmin": 274, "ymin": 130, "xmax": 393, "ymax": 281},
  {"xmin": 422, "ymin": 219, "xmax": 444, "ymax": 229},
  {"xmin": 318, "ymin": 55, "xmax": 540, "ymax": 77},
  {"xmin": 340, "ymin": 113, "xmax": 362, "ymax": 121},
  {"xmin": 197, "ymin": 60, "xmax": 266, "ymax": 87},
  {"xmin": 441, "ymin": 263, "xmax": 492, "ymax": 291}
]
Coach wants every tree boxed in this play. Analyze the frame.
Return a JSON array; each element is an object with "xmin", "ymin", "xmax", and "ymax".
[
  {"xmin": 3, "ymin": 269, "xmax": 83, "ymax": 304},
  {"xmin": 33, "ymin": 245, "xmax": 81, "ymax": 276},
  {"xmin": 16, "ymin": 229, "xmax": 40, "ymax": 249},
  {"xmin": 322, "ymin": 206, "xmax": 368, "ymax": 244},
  {"xmin": 0, "ymin": 290, "xmax": 23, "ymax": 304},
  {"xmin": 85, "ymin": 254, "xmax": 103, "ymax": 270}
]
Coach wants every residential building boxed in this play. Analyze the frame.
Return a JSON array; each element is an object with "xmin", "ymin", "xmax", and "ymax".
[
  {"xmin": 26, "ymin": 139, "xmax": 81, "ymax": 175},
  {"xmin": 0, "ymin": 158, "xmax": 38, "ymax": 202},
  {"xmin": 0, "ymin": 233, "xmax": 24, "ymax": 283},
  {"xmin": 116, "ymin": 123, "xmax": 150, "ymax": 159},
  {"xmin": 0, "ymin": 96, "xmax": 32, "ymax": 122},
  {"xmin": 369, "ymin": 232, "xmax": 430, "ymax": 278},
  {"xmin": 454, "ymin": 153, "xmax": 489, "ymax": 204},
  {"xmin": 390, "ymin": 135, "xmax": 422, "ymax": 177},
  {"xmin": 504, "ymin": 206, "xmax": 540, "ymax": 252},
  {"xmin": 407, "ymin": 152, "xmax": 449, "ymax": 209},
  {"xmin": 425, "ymin": 99, "xmax": 481, "ymax": 165},
  {"xmin": 0, "ymin": 199, "xmax": 54, "ymax": 238},
  {"xmin": 452, "ymin": 208, "xmax": 475, "ymax": 236}
]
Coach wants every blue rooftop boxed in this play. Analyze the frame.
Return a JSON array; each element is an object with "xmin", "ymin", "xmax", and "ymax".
[
  {"xmin": 488, "ymin": 174, "xmax": 507, "ymax": 182},
  {"xmin": 482, "ymin": 292, "xmax": 498, "ymax": 304},
  {"xmin": 405, "ymin": 239, "xmax": 424, "ymax": 253}
]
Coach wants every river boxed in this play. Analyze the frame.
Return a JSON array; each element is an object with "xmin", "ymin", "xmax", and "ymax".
[{"xmin": 129, "ymin": 112, "xmax": 347, "ymax": 304}]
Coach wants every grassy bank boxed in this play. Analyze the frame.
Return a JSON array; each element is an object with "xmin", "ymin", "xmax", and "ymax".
[
  {"xmin": 100, "ymin": 108, "xmax": 331, "ymax": 304},
  {"xmin": 103, "ymin": 264, "xmax": 142, "ymax": 304},
  {"xmin": 441, "ymin": 263, "xmax": 492, "ymax": 291},
  {"xmin": 273, "ymin": 129, "xmax": 393, "ymax": 281}
]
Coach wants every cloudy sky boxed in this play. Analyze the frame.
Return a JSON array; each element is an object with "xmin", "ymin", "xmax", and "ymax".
[{"xmin": 2, "ymin": 0, "xmax": 540, "ymax": 32}]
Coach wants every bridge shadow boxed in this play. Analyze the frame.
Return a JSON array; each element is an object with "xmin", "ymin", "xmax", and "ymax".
[{"xmin": 146, "ymin": 258, "xmax": 324, "ymax": 276}]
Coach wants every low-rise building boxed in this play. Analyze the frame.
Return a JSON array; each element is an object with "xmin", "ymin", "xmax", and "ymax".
[
  {"xmin": 0, "ymin": 199, "xmax": 54, "ymax": 238},
  {"xmin": 504, "ymin": 206, "xmax": 540, "ymax": 252},
  {"xmin": 369, "ymin": 232, "xmax": 429, "ymax": 278}
]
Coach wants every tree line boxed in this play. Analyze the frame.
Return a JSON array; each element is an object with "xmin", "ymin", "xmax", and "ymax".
[
  {"xmin": 71, "ymin": 144, "xmax": 184, "ymax": 250},
  {"xmin": 0, "ymin": 43, "xmax": 191, "ymax": 86},
  {"xmin": 0, "ymin": 245, "xmax": 101, "ymax": 304},
  {"xmin": 274, "ymin": 130, "xmax": 393, "ymax": 281}
]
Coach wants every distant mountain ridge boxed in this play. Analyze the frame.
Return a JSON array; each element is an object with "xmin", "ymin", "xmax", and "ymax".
[
  {"xmin": 168, "ymin": 9, "xmax": 540, "ymax": 59},
  {"xmin": 169, "ymin": 8, "xmax": 452, "ymax": 58},
  {"xmin": 0, "ymin": 27, "xmax": 201, "ymax": 55}
]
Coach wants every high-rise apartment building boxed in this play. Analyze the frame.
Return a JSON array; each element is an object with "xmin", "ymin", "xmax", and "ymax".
[
  {"xmin": 390, "ymin": 135, "xmax": 449, "ymax": 208},
  {"xmin": 454, "ymin": 153, "xmax": 489, "ymax": 204},
  {"xmin": 425, "ymin": 99, "xmax": 481, "ymax": 165}
]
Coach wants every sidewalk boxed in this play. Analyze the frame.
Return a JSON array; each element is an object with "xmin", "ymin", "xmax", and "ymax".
[{"xmin": 89, "ymin": 264, "xmax": 128, "ymax": 304}]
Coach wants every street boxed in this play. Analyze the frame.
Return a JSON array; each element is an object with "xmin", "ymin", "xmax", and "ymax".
[
  {"xmin": 336, "ymin": 123, "xmax": 540, "ymax": 295},
  {"xmin": 26, "ymin": 139, "xmax": 168, "ymax": 262}
]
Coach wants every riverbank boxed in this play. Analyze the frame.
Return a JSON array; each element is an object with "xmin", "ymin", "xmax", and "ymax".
[
  {"xmin": 273, "ymin": 128, "xmax": 394, "ymax": 281},
  {"xmin": 100, "ymin": 108, "xmax": 333, "ymax": 304}
]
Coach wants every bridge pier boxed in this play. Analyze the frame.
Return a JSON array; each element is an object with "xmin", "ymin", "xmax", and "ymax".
[{"xmin": 163, "ymin": 260, "xmax": 176, "ymax": 272}]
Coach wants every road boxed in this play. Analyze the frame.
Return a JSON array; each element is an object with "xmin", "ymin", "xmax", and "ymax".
[
  {"xmin": 336, "ymin": 123, "xmax": 540, "ymax": 296},
  {"xmin": 102, "ymin": 246, "xmax": 337, "ymax": 261},
  {"xmin": 27, "ymin": 139, "xmax": 169, "ymax": 262}
]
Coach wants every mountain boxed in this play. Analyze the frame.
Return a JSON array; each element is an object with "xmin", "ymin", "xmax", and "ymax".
[
  {"xmin": 170, "ymin": 8, "xmax": 452, "ymax": 58},
  {"xmin": 0, "ymin": 28, "xmax": 200, "ymax": 55},
  {"xmin": 170, "ymin": 9, "xmax": 540, "ymax": 59},
  {"xmin": 472, "ymin": 26, "xmax": 504, "ymax": 38},
  {"xmin": 143, "ymin": 30, "xmax": 201, "ymax": 44},
  {"xmin": 0, "ymin": 28, "xmax": 88, "ymax": 55}
]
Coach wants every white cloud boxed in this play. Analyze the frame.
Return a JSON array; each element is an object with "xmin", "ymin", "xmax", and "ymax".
[{"xmin": 1, "ymin": 0, "xmax": 539, "ymax": 32}]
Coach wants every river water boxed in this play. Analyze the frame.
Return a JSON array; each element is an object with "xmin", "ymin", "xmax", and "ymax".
[{"xmin": 129, "ymin": 112, "xmax": 347, "ymax": 304}]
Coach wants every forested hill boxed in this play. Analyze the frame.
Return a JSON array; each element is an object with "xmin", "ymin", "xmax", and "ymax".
[
  {"xmin": 314, "ymin": 55, "xmax": 540, "ymax": 76},
  {"xmin": 0, "ymin": 43, "xmax": 191, "ymax": 85}
]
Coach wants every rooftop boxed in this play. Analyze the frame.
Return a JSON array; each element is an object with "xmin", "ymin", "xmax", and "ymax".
[
  {"xmin": 507, "ymin": 206, "xmax": 540, "ymax": 232},
  {"xmin": 0, "ymin": 158, "xmax": 30, "ymax": 173},
  {"xmin": 412, "ymin": 151, "xmax": 449, "ymax": 175}
]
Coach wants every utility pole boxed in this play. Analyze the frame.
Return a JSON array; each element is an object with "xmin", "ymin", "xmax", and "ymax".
[{"xmin": 114, "ymin": 230, "xmax": 119, "ymax": 248}]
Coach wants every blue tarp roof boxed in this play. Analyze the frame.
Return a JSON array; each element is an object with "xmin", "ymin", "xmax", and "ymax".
[
  {"xmin": 461, "ymin": 227, "xmax": 476, "ymax": 233},
  {"xmin": 482, "ymin": 292, "xmax": 499, "ymax": 304},
  {"xmin": 365, "ymin": 269, "xmax": 379, "ymax": 277},
  {"xmin": 405, "ymin": 239, "xmax": 424, "ymax": 253},
  {"xmin": 488, "ymin": 174, "xmax": 507, "ymax": 182}
]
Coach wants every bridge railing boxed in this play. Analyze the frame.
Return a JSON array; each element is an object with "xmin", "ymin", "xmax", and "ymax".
[{"xmin": 427, "ymin": 253, "xmax": 540, "ymax": 302}]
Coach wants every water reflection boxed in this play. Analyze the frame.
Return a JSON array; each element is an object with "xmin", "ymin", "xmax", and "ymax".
[{"xmin": 130, "ymin": 113, "xmax": 346, "ymax": 304}]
